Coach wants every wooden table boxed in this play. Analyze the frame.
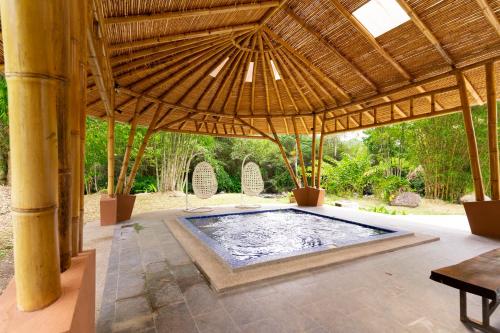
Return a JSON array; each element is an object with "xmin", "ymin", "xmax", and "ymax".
[{"xmin": 430, "ymin": 248, "xmax": 499, "ymax": 333}]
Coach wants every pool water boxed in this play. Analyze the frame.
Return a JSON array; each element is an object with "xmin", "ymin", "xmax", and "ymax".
[{"xmin": 184, "ymin": 209, "xmax": 395, "ymax": 265}]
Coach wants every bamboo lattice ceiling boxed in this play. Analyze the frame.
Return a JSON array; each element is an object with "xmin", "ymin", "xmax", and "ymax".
[{"xmin": 5, "ymin": 0, "xmax": 500, "ymax": 138}]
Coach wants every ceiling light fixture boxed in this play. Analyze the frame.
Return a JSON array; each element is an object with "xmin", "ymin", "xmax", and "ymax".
[{"xmin": 209, "ymin": 57, "xmax": 229, "ymax": 77}]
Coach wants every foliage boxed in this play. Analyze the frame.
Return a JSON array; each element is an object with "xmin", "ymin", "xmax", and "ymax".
[
  {"xmin": 364, "ymin": 205, "xmax": 407, "ymax": 215},
  {"xmin": 0, "ymin": 76, "xmax": 8, "ymax": 184}
]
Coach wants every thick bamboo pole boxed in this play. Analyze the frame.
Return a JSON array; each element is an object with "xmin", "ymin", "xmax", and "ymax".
[
  {"xmin": 116, "ymin": 99, "xmax": 142, "ymax": 195},
  {"xmin": 0, "ymin": 0, "xmax": 62, "ymax": 310},
  {"xmin": 70, "ymin": 0, "xmax": 83, "ymax": 255},
  {"xmin": 311, "ymin": 115, "xmax": 317, "ymax": 188},
  {"xmin": 268, "ymin": 118, "xmax": 300, "ymax": 188},
  {"xmin": 125, "ymin": 105, "xmax": 163, "ymax": 194},
  {"xmin": 316, "ymin": 113, "xmax": 327, "ymax": 188},
  {"xmin": 78, "ymin": 0, "xmax": 88, "ymax": 253},
  {"xmin": 457, "ymin": 72, "xmax": 485, "ymax": 201},
  {"xmin": 107, "ymin": 111, "xmax": 115, "ymax": 196},
  {"xmin": 56, "ymin": 0, "xmax": 72, "ymax": 272},
  {"xmin": 486, "ymin": 62, "xmax": 499, "ymax": 200},
  {"xmin": 292, "ymin": 117, "xmax": 308, "ymax": 187}
]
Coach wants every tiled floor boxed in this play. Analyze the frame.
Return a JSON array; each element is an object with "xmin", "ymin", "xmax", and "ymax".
[{"xmin": 89, "ymin": 205, "xmax": 500, "ymax": 333}]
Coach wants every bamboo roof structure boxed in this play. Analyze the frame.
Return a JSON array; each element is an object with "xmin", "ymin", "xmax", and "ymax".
[{"xmin": 5, "ymin": 0, "xmax": 500, "ymax": 138}]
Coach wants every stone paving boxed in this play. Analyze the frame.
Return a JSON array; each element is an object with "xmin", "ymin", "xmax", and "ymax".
[{"xmin": 94, "ymin": 206, "xmax": 500, "ymax": 333}]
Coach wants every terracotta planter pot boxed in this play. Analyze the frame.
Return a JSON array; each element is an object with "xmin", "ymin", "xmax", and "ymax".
[
  {"xmin": 463, "ymin": 200, "xmax": 500, "ymax": 240},
  {"xmin": 100, "ymin": 194, "xmax": 136, "ymax": 225},
  {"xmin": 100, "ymin": 195, "xmax": 117, "ymax": 226},
  {"xmin": 292, "ymin": 187, "xmax": 326, "ymax": 207},
  {"xmin": 116, "ymin": 194, "xmax": 136, "ymax": 222}
]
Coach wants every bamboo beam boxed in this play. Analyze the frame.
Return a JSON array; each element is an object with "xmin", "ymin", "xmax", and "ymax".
[
  {"xmin": 463, "ymin": 75, "xmax": 484, "ymax": 105},
  {"xmin": 264, "ymin": 27, "xmax": 350, "ymax": 101},
  {"xmin": 284, "ymin": 6, "xmax": 378, "ymax": 91},
  {"xmin": 395, "ymin": 0, "xmax": 453, "ymax": 65},
  {"xmin": 87, "ymin": 0, "xmax": 114, "ymax": 116},
  {"xmin": 110, "ymin": 35, "xmax": 221, "ymax": 66},
  {"xmin": 475, "ymin": 0, "xmax": 500, "ymax": 38},
  {"xmin": 316, "ymin": 112, "xmax": 327, "ymax": 187},
  {"xmin": 78, "ymin": 0, "xmax": 88, "ymax": 253},
  {"xmin": 116, "ymin": 100, "xmax": 142, "ymax": 194},
  {"xmin": 328, "ymin": 0, "xmax": 411, "ymax": 81},
  {"xmin": 311, "ymin": 115, "xmax": 317, "ymax": 187},
  {"xmin": 56, "ymin": 0, "xmax": 72, "ymax": 272},
  {"xmin": 268, "ymin": 118, "xmax": 300, "ymax": 187},
  {"xmin": 0, "ymin": 0, "xmax": 62, "ymax": 311},
  {"xmin": 125, "ymin": 105, "xmax": 163, "ymax": 194},
  {"xmin": 258, "ymin": 0, "xmax": 289, "ymax": 28},
  {"xmin": 107, "ymin": 111, "xmax": 115, "ymax": 195},
  {"xmin": 236, "ymin": 117, "xmax": 277, "ymax": 142},
  {"xmin": 70, "ymin": 0, "xmax": 85, "ymax": 256},
  {"xmin": 110, "ymin": 24, "xmax": 257, "ymax": 51},
  {"xmin": 457, "ymin": 71, "xmax": 485, "ymax": 201},
  {"xmin": 106, "ymin": 1, "xmax": 279, "ymax": 25},
  {"xmin": 292, "ymin": 117, "xmax": 308, "ymax": 187},
  {"xmin": 325, "ymin": 85, "xmax": 458, "ymax": 121},
  {"xmin": 259, "ymin": 31, "xmax": 272, "ymax": 114},
  {"xmin": 326, "ymin": 106, "xmax": 462, "ymax": 134},
  {"xmin": 318, "ymin": 56, "xmax": 500, "ymax": 116},
  {"xmin": 486, "ymin": 62, "xmax": 499, "ymax": 200}
]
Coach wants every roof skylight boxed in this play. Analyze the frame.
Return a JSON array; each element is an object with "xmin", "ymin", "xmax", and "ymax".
[
  {"xmin": 270, "ymin": 60, "xmax": 281, "ymax": 80},
  {"xmin": 209, "ymin": 57, "xmax": 229, "ymax": 77},
  {"xmin": 245, "ymin": 62, "xmax": 254, "ymax": 82},
  {"xmin": 353, "ymin": 0, "xmax": 410, "ymax": 38}
]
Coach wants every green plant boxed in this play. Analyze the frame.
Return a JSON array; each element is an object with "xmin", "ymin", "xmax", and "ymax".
[{"xmin": 364, "ymin": 205, "xmax": 407, "ymax": 215}]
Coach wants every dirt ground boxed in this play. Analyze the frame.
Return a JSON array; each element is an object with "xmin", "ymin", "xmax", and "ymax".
[{"xmin": 0, "ymin": 188, "xmax": 465, "ymax": 293}]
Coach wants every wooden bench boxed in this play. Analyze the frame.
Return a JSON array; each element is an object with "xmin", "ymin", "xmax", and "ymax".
[{"xmin": 430, "ymin": 248, "xmax": 499, "ymax": 333}]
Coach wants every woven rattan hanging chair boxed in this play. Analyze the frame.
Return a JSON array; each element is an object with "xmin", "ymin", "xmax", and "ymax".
[
  {"xmin": 184, "ymin": 156, "xmax": 217, "ymax": 213},
  {"xmin": 236, "ymin": 154, "xmax": 264, "ymax": 209}
]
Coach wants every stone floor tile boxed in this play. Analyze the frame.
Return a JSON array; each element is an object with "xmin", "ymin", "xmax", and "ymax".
[
  {"xmin": 113, "ymin": 296, "xmax": 154, "ymax": 332},
  {"xmin": 148, "ymin": 278, "xmax": 184, "ymax": 309},
  {"xmin": 155, "ymin": 302, "xmax": 199, "ymax": 333},
  {"xmin": 183, "ymin": 283, "xmax": 223, "ymax": 317},
  {"xmin": 193, "ymin": 308, "xmax": 240, "ymax": 333},
  {"xmin": 239, "ymin": 318, "xmax": 286, "ymax": 333}
]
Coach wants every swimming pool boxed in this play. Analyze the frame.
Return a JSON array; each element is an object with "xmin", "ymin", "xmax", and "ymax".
[{"xmin": 177, "ymin": 208, "xmax": 410, "ymax": 269}]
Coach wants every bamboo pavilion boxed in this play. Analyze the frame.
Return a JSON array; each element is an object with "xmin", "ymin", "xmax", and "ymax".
[{"xmin": 0, "ymin": 0, "xmax": 499, "ymax": 330}]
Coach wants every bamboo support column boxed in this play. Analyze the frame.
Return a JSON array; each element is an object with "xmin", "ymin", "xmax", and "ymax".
[
  {"xmin": 311, "ymin": 115, "xmax": 317, "ymax": 188},
  {"xmin": 56, "ymin": 0, "xmax": 72, "ymax": 272},
  {"xmin": 78, "ymin": 0, "xmax": 88, "ymax": 253},
  {"xmin": 70, "ymin": 0, "xmax": 83, "ymax": 255},
  {"xmin": 107, "ymin": 111, "xmax": 115, "ymax": 196},
  {"xmin": 124, "ymin": 105, "xmax": 163, "ymax": 194},
  {"xmin": 268, "ymin": 118, "xmax": 300, "ymax": 188},
  {"xmin": 116, "ymin": 99, "xmax": 142, "ymax": 195},
  {"xmin": 457, "ymin": 72, "xmax": 485, "ymax": 201},
  {"xmin": 316, "ymin": 112, "xmax": 327, "ymax": 188},
  {"xmin": 0, "ymin": 0, "xmax": 63, "ymax": 310},
  {"xmin": 486, "ymin": 62, "xmax": 499, "ymax": 200},
  {"xmin": 292, "ymin": 117, "xmax": 308, "ymax": 187}
]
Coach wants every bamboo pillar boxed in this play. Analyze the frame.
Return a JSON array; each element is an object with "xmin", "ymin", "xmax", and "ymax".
[
  {"xmin": 107, "ymin": 111, "xmax": 115, "ymax": 196},
  {"xmin": 0, "ymin": 0, "xmax": 63, "ymax": 310},
  {"xmin": 311, "ymin": 115, "xmax": 317, "ymax": 188},
  {"xmin": 78, "ymin": 0, "xmax": 88, "ymax": 253},
  {"xmin": 292, "ymin": 117, "xmax": 308, "ymax": 187},
  {"xmin": 124, "ymin": 105, "xmax": 163, "ymax": 194},
  {"xmin": 316, "ymin": 112, "xmax": 327, "ymax": 188},
  {"xmin": 116, "ymin": 99, "xmax": 142, "ymax": 195},
  {"xmin": 457, "ymin": 72, "xmax": 485, "ymax": 201},
  {"xmin": 486, "ymin": 62, "xmax": 499, "ymax": 200},
  {"xmin": 56, "ymin": 0, "xmax": 72, "ymax": 272},
  {"xmin": 268, "ymin": 118, "xmax": 300, "ymax": 188},
  {"xmin": 70, "ymin": 0, "xmax": 83, "ymax": 255}
]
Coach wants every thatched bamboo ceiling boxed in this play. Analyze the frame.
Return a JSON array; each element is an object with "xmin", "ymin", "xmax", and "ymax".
[{"xmin": 5, "ymin": 0, "xmax": 500, "ymax": 138}]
